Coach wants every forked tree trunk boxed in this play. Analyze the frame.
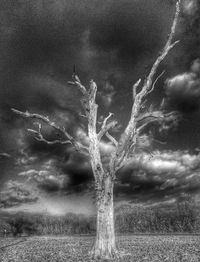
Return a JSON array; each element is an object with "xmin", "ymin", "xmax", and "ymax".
[
  {"xmin": 91, "ymin": 174, "xmax": 119, "ymax": 260},
  {"xmin": 11, "ymin": 1, "xmax": 180, "ymax": 260}
]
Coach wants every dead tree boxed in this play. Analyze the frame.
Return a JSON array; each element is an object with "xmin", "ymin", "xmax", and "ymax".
[{"xmin": 12, "ymin": 1, "xmax": 181, "ymax": 259}]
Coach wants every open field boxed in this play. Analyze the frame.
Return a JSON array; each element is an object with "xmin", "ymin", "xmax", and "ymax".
[{"xmin": 0, "ymin": 235, "xmax": 200, "ymax": 262}]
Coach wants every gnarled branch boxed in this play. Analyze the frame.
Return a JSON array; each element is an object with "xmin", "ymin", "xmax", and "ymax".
[
  {"xmin": 98, "ymin": 120, "xmax": 118, "ymax": 141},
  {"xmin": 105, "ymin": 132, "xmax": 118, "ymax": 147},
  {"xmin": 11, "ymin": 108, "xmax": 88, "ymax": 153},
  {"xmin": 68, "ymin": 74, "xmax": 106, "ymax": 180},
  {"xmin": 137, "ymin": 111, "xmax": 165, "ymax": 123},
  {"xmin": 97, "ymin": 112, "xmax": 118, "ymax": 141},
  {"xmin": 0, "ymin": 153, "xmax": 12, "ymax": 158},
  {"xmin": 137, "ymin": 111, "xmax": 180, "ymax": 133},
  {"xmin": 141, "ymin": 0, "xmax": 180, "ymax": 96},
  {"xmin": 133, "ymin": 79, "xmax": 141, "ymax": 100},
  {"xmin": 109, "ymin": 0, "xmax": 181, "ymax": 173},
  {"xmin": 87, "ymin": 80, "xmax": 105, "ymax": 180},
  {"xmin": 146, "ymin": 70, "xmax": 165, "ymax": 95},
  {"xmin": 27, "ymin": 122, "xmax": 72, "ymax": 145},
  {"xmin": 67, "ymin": 80, "xmax": 87, "ymax": 95},
  {"xmin": 102, "ymin": 112, "xmax": 114, "ymax": 128}
]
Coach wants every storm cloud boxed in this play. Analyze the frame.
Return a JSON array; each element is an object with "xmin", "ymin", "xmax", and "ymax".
[
  {"xmin": 0, "ymin": 180, "xmax": 38, "ymax": 208},
  {"xmin": 11, "ymin": 148, "xmax": 200, "ymax": 208},
  {"xmin": 165, "ymin": 58, "xmax": 200, "ymax": 113},
  {"xmin": 0, "ymin": 0, "xmax": 200, "ymax": 213},
  {"xmin": 115, "ymin": 150, "xmax": 200, "ymax": 204},
  {"xmin": 0, "ymin": 0, "xmax": 175, "ymax": 119}
]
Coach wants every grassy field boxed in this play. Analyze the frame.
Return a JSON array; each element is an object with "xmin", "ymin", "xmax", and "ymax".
[{"xmin": 0, "ymin": 235, "xmax": 200, "ymax": 262}]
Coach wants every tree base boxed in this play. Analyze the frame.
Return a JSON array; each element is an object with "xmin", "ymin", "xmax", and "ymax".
[{"xmin": 90, "ymin": 245, "xmax": 121, "ymax": 261}]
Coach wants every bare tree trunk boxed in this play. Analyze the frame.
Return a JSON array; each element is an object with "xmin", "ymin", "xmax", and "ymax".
[
  {"xmin": 11, "ymin": 2, "xmax": 181, "ymax": 260},
  {"xmin": 91, "ymin": 174, "xmax": 119, "ymax": 260}
]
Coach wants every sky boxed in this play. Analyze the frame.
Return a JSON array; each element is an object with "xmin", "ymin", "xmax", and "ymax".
[{"xmin": 0, "ymin": 0, "xmax": 200, "ymax": 215}]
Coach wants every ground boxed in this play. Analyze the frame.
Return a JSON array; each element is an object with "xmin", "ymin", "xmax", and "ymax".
[{"xmin": 0, "ymin": 235, "xmax": 200, "ymax": 261}]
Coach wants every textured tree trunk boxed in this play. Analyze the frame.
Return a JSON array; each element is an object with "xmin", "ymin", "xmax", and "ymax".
[{"xmin": 91, "ymin": 175, "xmax": 119, "ymax": 260}]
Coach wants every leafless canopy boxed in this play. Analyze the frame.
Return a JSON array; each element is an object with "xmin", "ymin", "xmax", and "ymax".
[{"xmin": 12, "ymin": 0, "xmax": 181, "ymax": 181}]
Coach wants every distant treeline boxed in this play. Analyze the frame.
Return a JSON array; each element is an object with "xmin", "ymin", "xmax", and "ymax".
[
  {"xmin": 1, "ymin": 199, "xmax": 200, "ymax": 236},
  {"xmin": 115, "ymin": 200, "xmax": 200, "ymax": 233}
]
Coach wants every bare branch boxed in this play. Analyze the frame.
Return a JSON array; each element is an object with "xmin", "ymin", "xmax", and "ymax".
[
  {"xmin": 137, "ymin": 111, "xmax": 180, "ymax": 133},
  {"xmin": 133, "ymin": 79, "xmax": 141, "ymax": 100},
  {"xmin": 0, "ymin": 153, "xmax": 12, "ymax": 158},
  {"xmin": 97, "ymin": 112, "xmax": 116, "ymax": 140},
  {"xmin": 87, "ymin": 80, "xmax": 105, "ymax": 180},
  {"xmin": 137, "ymin": 111, "xmax": 165, "ymax": 123},
  {"xmin": 137, "ymin": 118, "xmax": 162, "ymax": 134},
  {"xmin": 67, "ymin": 80, "xmax": 87, "ymax": 95},
  {"xmin": 160, "ymin": 98, "xmax": 166, "ymax": 109},
  {"xmin": 11, "ymin": 108, "xmax": 88, "ymax": 153},
  {"xmin": 88, "ymin": 80, "xmax": 98, "ymax": 129},
  {"xmin": 146, "ymin": 70, "xmax": 165, "ymax": 95},
  {"xmin": 152, "ymin": 138, "xmax": 167, "ymax": 145},
  {"xmin": 105, "ymin": 132, "xmax": 118, "ymax": 147},
  {"xmin": 140, "ymin": 99, "xmax": 147, "ymax": 110},
  {"xmin": 79, "ymin": 113, "xmax": 87, "ymax": 119},
  {"xmin": 115, "ymin": 155, "xmax": 129, "ymax": 171},
  {"xmin": 27, "ymin": 122, "xmax": 72, "ymax": 145},
  {"xmin": 102, "ymin": 112, "xmax": 114, "ymax": 128},
  {"xmin": 109, "ymin": 1, "xmax": 181, "ymax": 173},
  {"xmin": 142, "ymin": 0, "xmax": 180, "ymax": 96},
  {"xmin": 98, "ymin": 116, "xmax": 118, "ymax": 141},
  {"xmin": 98, "ymin": 121, "xmax": 118, "ymax": 141},
  {"xmin": 109, "ymin": 78, "xmax": 143, "ymax": 170}
]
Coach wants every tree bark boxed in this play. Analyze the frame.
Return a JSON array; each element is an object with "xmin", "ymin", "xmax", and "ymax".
[{"xmin": 91, "ymin": 175, "xmax": 119, "ymax": 260}]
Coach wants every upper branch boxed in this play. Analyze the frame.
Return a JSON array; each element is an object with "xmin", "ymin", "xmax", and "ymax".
[
  {"xmin": 98, "ymin": 112, "xmax": 118, "ymax": 141},
  {"xmin": 87, "ymin": 80, "xmax": 105, "ymax": 178},
  {"xmin": 106, "ymin": 132, "xmax": 118, "ymax": 147},
  {"xmin": 11, "ymin": 108, "xmax": 88, "ymax": 153},
  {"xmin": 102, "ymin": 112, "xmax": 114, "ymax": 129},
  {"xmin": 133, "ymin": 79, "xmax": 141, "ymax": 100},
  {"xmin": 68, "ymin": 75, "xmax": 105, "ymax": 178},
  {"xmin": 68, "ymin": 79, "xmax": 87, "ymax": 95},
  {"xmin": 109, "ymin": 0, "xmax": 181, "ymax": 172},
  {"xmin": 146, "ymin": 70, "xmax": 165, "ymax": 95},
  {"xmin": 68, "ymin": 77, "xmax": 90, "ymax": 116},
  {"xmin": 27, "ymin": 122, "xmax": 72, "ymax": 145},
  {"xmin": 137, "ymin": 111, "xmax": 165, "ymax": 123},
  {"xmin": 142, "ymin": 0, "xmax": 180, "ymax": 96},
  {"xmin": 137, "ymin": 111, "xmax": 180, "ymax": 133},
  {"xmin": 88, "ymin": 80, "xmax": 98, "ymax": 131}
]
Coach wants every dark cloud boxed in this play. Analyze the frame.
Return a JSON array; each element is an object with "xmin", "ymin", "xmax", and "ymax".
[
  {"xmin": 98, "ymin": 80, "xmax": 116, "ymax": 108},
  {"xmin": 115, "ymin": 151, "xmax": 200, "ymax": 204},
  {"xmin": 161, "ymin": 56, "xmax": 200, "ymax": 150},
  {"xmin": 0, "ymin": 0, "xmax": 175, "ymax": 120},
  {"xmin": 165, "ymin": 58, "xmax": 200, "ymax": 113},
  {"xmin": 182, "ymin": 0, "xmax": 198, "ymax": 16},
  {"xmin": 0, "ymin": 0, "xmax": 187, "ymax": 154},
  {"xmin": 89, "ymin": 0, "xmax": 173, "ymax": 65},
  {"xmin": 18, "ymin": 156, "xmax": 93, "ymax": 195},
  {"xmin": 0, "ymin": 0, "xmax": 200, "ymax": 212},
  {"xmin": 179, "ymin": 0, "xmax": 200, "ymax": 64},
  {"xmin": 0, "ymin": 181, "xmax": 38, "ymax": 208},
  {"xmin": 12, "ymin": 149, "xmax": 200, "ymax": 208},
  {"xmin": 19, "ymin": 168, "xmax": 68, "ymax": 193},
  {"xmin": 59, "ymin": 152, "xmax": 93, "ymax": 193}
]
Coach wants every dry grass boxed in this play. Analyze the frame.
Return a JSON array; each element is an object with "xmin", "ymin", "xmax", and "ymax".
[{"xmin": 0, "ymin": 235, "xmax": 200, "ymax": 262}]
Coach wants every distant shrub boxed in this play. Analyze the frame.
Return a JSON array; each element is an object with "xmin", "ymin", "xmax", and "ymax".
[
  {"xmin": 7, "ymin": 213, "xmax": 38, "ymax": 237},
  {"xmin": 115, "ymin": 198, "xmax": 200, "ymax": 234},
  {"xmin": 3, "ymin": 198, "xmax": 200, "ymax": 236},
  {"xmin": 0, "ymin": 219, "xmax": 11, "ymax": 236}
]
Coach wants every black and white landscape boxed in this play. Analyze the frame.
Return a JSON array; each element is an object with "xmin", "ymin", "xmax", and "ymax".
[{"xmin": 0, "ymin": 0, "xmax": 200, "ymax": 261}]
